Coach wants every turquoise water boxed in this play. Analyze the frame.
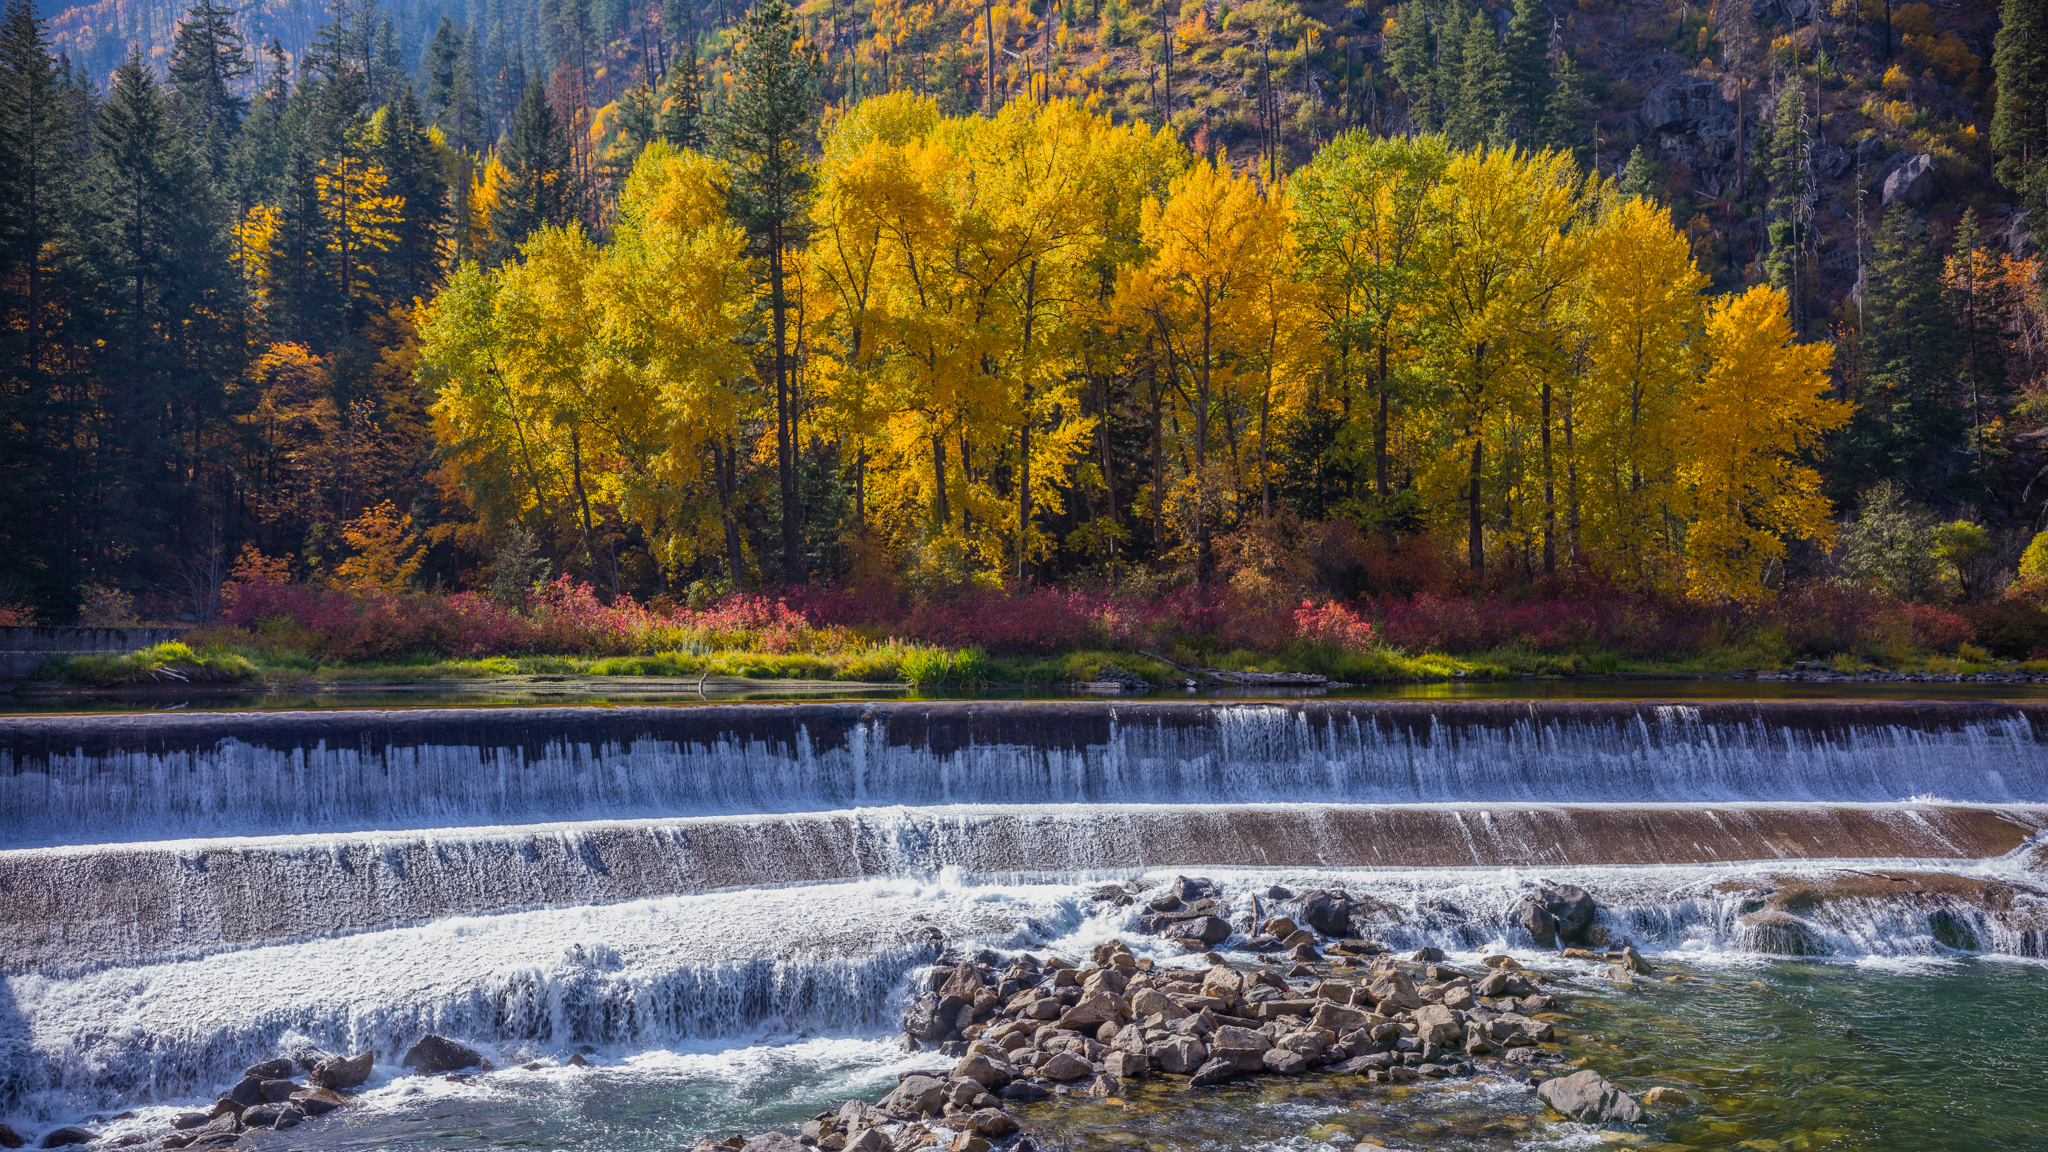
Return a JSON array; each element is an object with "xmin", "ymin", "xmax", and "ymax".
[{"xmin": 196, "ymin": 956, "xmax": 2048, "ymax": 1152}]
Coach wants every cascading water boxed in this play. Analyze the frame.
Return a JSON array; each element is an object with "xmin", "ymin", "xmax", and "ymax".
[{"xmin": 4, "ymin": 699, "xmax": 2048, "ymax": 1136}]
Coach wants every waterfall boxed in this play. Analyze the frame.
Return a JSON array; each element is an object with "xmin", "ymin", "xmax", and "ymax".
[{"xmin": 7, "ymin": 700, "xmax": 2047, "ymax": 847}]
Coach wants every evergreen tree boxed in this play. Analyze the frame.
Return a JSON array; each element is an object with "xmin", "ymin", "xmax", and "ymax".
[
  {"xmin": 1990, "ymin": 0, "xmax": 2047, "ymax": 208},
  {"xmin": 1764, "ymin": 80, "xmax": 1812, "ymax": 314},
  {"xmin": 489, "ymin": 78, "xmax": 575, "ymax": 262},
  {"xmin": 378, "ymin": 86, "xmax": 448, "ymax": 304},
  {"xmin": 1451, "ymin": 6, "xmax": 1507, "ymax": 148},
  {"xmin": 714, "ymin": 0, "xmax": 817, "ymax": 585},
  {"xmin": 616, "ymin": 75, "xmax": 659, "ymax": 158},
  {"xmin": 1540, "ymin": 49, "xmax": 1585, "ymax": 155},
  {"xmin": 371, "ymin": 15, "xmax": 406, "ymax": 109},
  {"xmin": 1844, "ymin": 207, "xmax": 1963, "ymax": 497},
  {"xmin": 1504, "ymin": 0, "xmax": 1548, "ymax": 136},
  {"xmin": 233, "ymin": 38, "xmax": 293, "ymax": 211},
  {"xmin": 656, "ymin": 31, "xmax": 706, "ymax": 149},
  {"xmin": 0, "ymin": 0, "xmax": 90, "ymax": 606},
  {"xmin": 166, "ymin": 0, "xmax": 252, "ymax": 182},
  {"xmin": 1385, "ymin": 0, "xmax": 1440, "ymax": 132},
  {"xmin": 1618, "ymin": 144, "xmax": 1660, "ymax": 199},
  {"xmin": 425, "ymin": 17, "xmax": 464, "ymax": 124}
]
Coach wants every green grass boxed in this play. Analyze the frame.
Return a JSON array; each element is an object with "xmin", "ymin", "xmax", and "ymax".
[{"xmin": 45, "ymin": 642, "xmax": 261, "ymax": 686}]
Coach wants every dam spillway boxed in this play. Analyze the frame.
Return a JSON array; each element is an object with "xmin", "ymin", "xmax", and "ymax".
[{"xmin": 4, "ymin": 697, "xmax": 2048, "ymax": 1129}]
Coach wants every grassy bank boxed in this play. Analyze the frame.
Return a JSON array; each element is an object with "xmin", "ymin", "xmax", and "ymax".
[{"xmin": 32, "ymin": 629, "xmax": 2041, "ymax": 692}]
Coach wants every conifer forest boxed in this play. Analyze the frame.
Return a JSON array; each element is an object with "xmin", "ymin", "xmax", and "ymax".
[{"xmin": 5, "ymin": 0, "xmax": 2048, "ymax": 678}]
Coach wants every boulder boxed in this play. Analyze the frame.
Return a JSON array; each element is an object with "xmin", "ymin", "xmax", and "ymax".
[
  {"xmin": 742, "ymin": 1135, "xmax": 808, "ymax": 1152},
  {"xmin": 1262, "ymin": 1049, "xmax": 1309, "ymax": 1074},
  {"xmin": 1129, "ymin": 988, "xmax": 1190, "ymax": 1021},
  {"xmin": 1537, "ymin": 1069, "xmax": 1644, "ymax": 1125},
  {"xmin": 1148, "ymin": 1035, "xmax": 1207, "ymax": 1074},
  {"xmin": 1261, "ymin": 915, "xmax": 1298, "ymax": 938},
  {"xmin": 259, "ymin": 1080, "xmax": 298, "ymax": 1104},
  {"xmin": 309, "ymin": 1051, "xmax": 374, "ymax": 1090},
  {"xmin": 1519, "ymin": 886, "xmax": 1598, "ymax": 948},
  {"xmin": 402, "ymin": 1036, "xmax": 485, "ymax": 1075},
  {"xmin": 967, "ymin": 1109, "xmax": 1018, "ymax": 1137},
  {"xmin": 1297, "ymin": 891, "xmax": 1353, "ymax": 936},
  {"xmin": 1643, "ymin": 1086, "xmax": 1694, "ymax": 1107},
  {"xmin": 1409, "ymin": 947, "xmax": 1444, "ymax": 963},
  {"xmin": 1056, "ymin": 991, "xmax": 1129, "ymax": 1030},
  {"xmin": 0, "ymin": 1127, "xmax": 20, "ymax": 1150},
  {"xmin": 884, "ymin": 1075, "xmax": 949, "ymax": 1116},
  {"xmin": 998, "ymin": 1080, "xmax": 1052, "ymax": 1102},
  {"xmin": 243, "ymin": 1059, "xmax": 295, "ymax": 1081},
  {"xmin": 1364, "ymin": 973, "xmax": 1421, "ymax": 1011},
  {"xmin": 36, "ymin": 1131, "xmax": 95, "ymax": 1150},
  {"xmin": 238, "ymin": 1107, "xmax": 279, "ymax": 1129},
  {"xmin": 288, "ymin": 1088, "xmax": 347, "ymax": 1117},
  {"xmin": 937, "ymin": 962, "xmax": 984, "ymax": 1000},
  {"xmin": 1640, "ymin": 77, "xmax": 1721, "ymax": 133},
  {"xmin": 227, "ymin": 1077, "xmax": 267, "ymax": 1108},
  {"xmin": 1038, "ymin": 1052, "xmax": 1094, "ymax": 1081},
  {"xmin": 2006, "ymin": 209, "xmax": 2038, "ymax": 259},
  {"xmin": 843, "ymin": 1131, "xmax": 889, "ymax": 1152},
  {"xmin": 1200, "ymin": 967, "xmax": 1243, "ymax": 1008},
  {"xmin": 1883, "ymin": 153, "xmax": 1937, "ymax": 206},
  {"xmin": 1311, "ymin": 1003, "xmax": 1369, "ymax": 1032},
  {"xmin": 951, "ymin": 1054, "xmax": 1014, "ymax": 1090},
  {"xmin": 1165, "ymin": 917, "xmax": 1233, "ymax": 949},
  {"xmin": 167, "ymin": 1117, "xmax": 208, "ymax": 1133},
  {"xmin": 1410, "ymin": 1005, "xmax": 1462, "ymax": 1045},
  {"xmin": 1185, "ymin": 1057, "xmax": 1241, "ymax": 1088}
]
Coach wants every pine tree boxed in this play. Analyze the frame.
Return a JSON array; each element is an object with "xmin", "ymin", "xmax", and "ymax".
[
  {"xmin": 233, "ymin": 38, "xmax": 292, "ymax": 211},
  {"xmin": 714, "ymin": 0, "xmax": 818, "ymax": 584},
  {"xmin": 1540, "ymin": 49, "xmax": 1586, "ymax": 156},
  {"xmin": 425, "ymin": 17, "xmax": 464, "ymax": 124},
  {"xmin": 1386, "ymin": 0, "xmax": 1442, "ymax": 132},
  {"xmin": 656, "ymin": 31, "xmax": 706, "ymax": 149},
  {"xmin": 1503, "ymin": 0, "xmax": 1548, "ymax": 136},
  {"xmin": 489, "ymin": 78, "xmax": 575, "ymax": 262},
  {"xmin": 1451, "ymin": 6, "xmax": 1507, "ymax": 148},
  {"xmin": 1618, "ymin": 144, "xmax": 1660, "ymax": 199},
  {"xmin": 1990, "ymin": 0, "xmax": 2048, "ymax": 208},
  {"xmin": 166, "ymin": 0, "xmax": 252, "ymax": 182},
  {"xmin": 1844, "ymin": 206, "xmax": 1962, "ymax": 497},
  {"xmin": 378, "ymin": 86, "xmax": 448, "ymax": 304},
  {"xmin": 371, "ymin": 15, "xmax": 405, "ymax": 109}
]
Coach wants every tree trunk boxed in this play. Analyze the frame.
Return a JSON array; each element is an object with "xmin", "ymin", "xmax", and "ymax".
[
  {"xmin": 1467, "ymin": 435, "xmax": 1484, "ymax": 573},
  {"xmin": 1374, "ymin": 340, "xmax": 1389, "ymax": 498},
  {"xmin": 1541, "ymin": 375, "xmax": 1555, "ymax": 575},
  {"xmin": 931, "ymin": 430, "xmax": 950, "ymax": 528},
  {"xmin": 771, "ymin": 230, "xmax": 801, "ymax": 585}
]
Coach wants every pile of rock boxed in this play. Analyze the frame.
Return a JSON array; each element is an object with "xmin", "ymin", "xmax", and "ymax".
[{"xmin": 157, "ymin": 1050, "xmax": 373, "ymax": 1149}]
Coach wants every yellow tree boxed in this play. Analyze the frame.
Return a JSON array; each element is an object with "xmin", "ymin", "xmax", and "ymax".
[
  {"xmin": 1679, "ymin": 285, "xmax": 1849, "ymax": 600},
  {"xmin": 596, "ymin": 143, "xmax": 758, "ymax": 581},
  {"xmin": 1570, "ymin": 192, "xmax": 1708, "ymax": 583},
  {"xmin": 1119, "ymin": 158, "xmax": 1289, "ymax": 580},
  {"xmin": 1418, "ymin": 144, "xmax": 1585, "ymax": 573},
  {"xmin": 1289, "ymin": 132, "xmax": 1451, "ymax": 505}
]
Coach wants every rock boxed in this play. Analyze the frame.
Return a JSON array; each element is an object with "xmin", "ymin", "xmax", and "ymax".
[
  {"xmin": 1409, "ymin": 947, "xmax": 1444, "ymax": 963},
  {"xmin": 1149, "ymin": 1035, "xmax": 1207, "ymax": 1074},
  {"xmin": 167, "ymin": 1117, "xmax": 207, "ymax": 1134},
  {"xmin": 1641, "ymin": 77, "xmax": 1725, "ymax": 133},
  {"xmin": 37, "ymin": 1130, "xmax": 96, "ymax": 1150},
  {"xmin": 1480, "ymin": 955, "xmax": 1522, "ymax": 970},
  {"xmin": 843, "ymin": 1132, "xmax": 888, "ymax": 1152},
  {"xmin": 272, "ymin": 1112, "xmax": 302, "ymax": 1132},
  {"xmin": 886, "ymin": 1075, "xmax": 950, "ymax": 1116},
  {"xmin": 1537, "ymin": 1069, "xmax": 1644, "ymax": 1125},
  {"xmin": 1185, "ymin": 1057, "xmax": 1241, "ymax": 1088},
  {"xmin": 243, "ymin": 1059, "xmax": 295, "ymax": 1081},
  {"xmin": 1037, "ymin": 1052, "xmax": 1093, "ymax": 1081},
  {"xmin": 403, "ymin": 1035, "xmax": 485, "ymax": 1075},
  {"xmin": 1262, "ymin": 915, "xmax": 1298, "ymax": 938},
  {"xmin": 238, "ymin": 1107, "xmax": 279, "ymax": 1129},
  {"xmin": 1411, "ymin": 1005, "xmax": 1462, "ymax": 1044},
  {"xmin": 1056, "ymin": 991, "xmax": 1129, "ymax": 1030},
  {"xmin": 0, "ymin": 1127, "xmax": 19, "ymax": 1150},
  {"xmin": 742, "ymin": 1135, "xmax": 808, "ymax": 1152},
  {"xmin": 937, "ymin": 962, "xmax": 984, "ymax": 1000},
  {"xmin": 1129, "ymin": 988, "xmax": 1191, "ymax": 1021},
  {"xmin": 2006, "ymin": 209, "xmax": 2038, "ymax": 259},
  {"xmin": 258, "ymin": 1079, "xmax": 298, "ymax": 1104},
  {"xmin": 1262, "ymin": 1049, "xmax": 1309, "ymax": 1074},
  {"xmin": 1297, "ymin": 891, "xmax": 1353, "ymax": 936},
  {"xmin": 227, "ymin": 1077, "xmax": 267, "ymax": 1108},
  {"xmin": 998, "ymin": 1079, "xmax": 1052, "ymax": 1102},
  {"xmin": 967, "ymin": 1109, "xmax": 1017, "ymax": 1137},
  {"xmin": 309, "ymin": 1051, "xmax": 374, "ymax": 1090},
  {"xmin": 1165, "ymin": 916, "xmax": 1233, "ymax": 949},
  {"xmin": 203, "ymin": 1102, "xmax": 238, "ymax": 1121},
  {"xmin": 1519, "ymin": 885, "xmax": 1598, "ymax": 948},
  {"xmin": 1364, "ymin": 972, "xmax": 1422, "ymax": 1011},
  {"xmin": 951, "ymin": 1054, "xmax": 1014, "ymax": 1090},
  {"xmin": 1883, "ymin": 153, "xmax": 1937, "ymax": 206},
  {"xmin": 1620, "ymin": 945, "xmax": 1654, "ymax": 975},
  {"xmin": 568, "ymin": 1054, "xmax": 590, "ymax": 1067},
  {"xmin": 1643, "ymin": 1086, "xmax": 1694, "ymax": 1107},
  {"xmin": 288, "ymin": 1088, "xmax": 347, "ymax": 1117}
]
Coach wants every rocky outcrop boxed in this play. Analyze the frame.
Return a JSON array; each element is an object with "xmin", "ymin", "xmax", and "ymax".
[
  {"xmin": 1883, "ymin": 153, "xmax": 1937, "ymax": 205},
  {"xmin": 401, "ymin": 1036, "xmax": 486, "ymax": 1075}
]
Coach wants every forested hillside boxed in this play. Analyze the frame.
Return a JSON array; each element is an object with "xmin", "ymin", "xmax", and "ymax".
[{"xmin": 2, "ymin": 0, "xmax": 2047, "ymax": 661}]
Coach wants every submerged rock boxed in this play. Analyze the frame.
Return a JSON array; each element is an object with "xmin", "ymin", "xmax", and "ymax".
[{"xmin": 36, "ymin": 1129, "xmax": 96, "ymax": 1150}]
